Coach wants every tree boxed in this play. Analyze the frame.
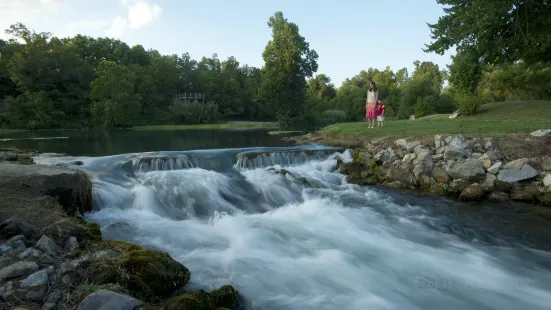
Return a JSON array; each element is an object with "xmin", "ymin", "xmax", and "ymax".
[
  {"xmin": 90, "ymin": 60, "xmax": 141, "ymax": 127},
  {"xmin": 448, "ymin": 49, "xmax": 483, "ymax": 95},
  {"xmin": 425, "ymin": 0, "xmax": 551, "ymax": 64},
  {"xmin": 259, "ymin": 11, "xmax": 319, "ymax": 128}
]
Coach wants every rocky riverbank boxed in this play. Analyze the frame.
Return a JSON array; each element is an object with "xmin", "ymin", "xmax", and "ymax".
[
  {"xmin": 291, "ymin": 132, "xmax": 551, "ymax": 206},
  {"xmin": 0, "ymin": 155, "xmax": 244, "ymax": 309}
]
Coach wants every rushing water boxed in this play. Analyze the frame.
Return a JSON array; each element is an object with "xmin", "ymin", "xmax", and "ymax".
[{"xmin": 33, "ymin": 142, "xmax": 551, "ymax": 310}]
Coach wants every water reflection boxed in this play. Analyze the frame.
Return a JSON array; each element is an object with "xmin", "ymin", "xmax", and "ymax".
[{"xmin": 0, "ymin": 129, "xmax": 293, "ymax": 156}]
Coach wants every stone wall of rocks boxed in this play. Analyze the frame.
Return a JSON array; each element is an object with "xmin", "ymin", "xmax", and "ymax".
[{"xmin": 340, "ymin": 135, "xmax": 551, "ymax": 205}]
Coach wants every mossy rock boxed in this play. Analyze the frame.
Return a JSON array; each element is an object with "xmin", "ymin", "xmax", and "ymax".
[
  {"xmin": 17, "ymin": 155, "xmax": 34, "ymax": 165},
  {"xmin": 85, "ymin": 222, "xmax": 102, "ymax": 241},
  {"xmin": 210, "ymin": 285, "xmax": 243, "ymax": 310},
  {"xmin": 122, "ymin": 249, "xmax": 190, "ymax": 298},
  {"xmin": 167, "ymin": 290, "xmax": 213, "ymax": 310}
]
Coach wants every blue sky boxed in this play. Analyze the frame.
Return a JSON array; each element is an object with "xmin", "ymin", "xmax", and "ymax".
[{"xmin": 1, "ymin": 0, "xmax": 454, "ymax": 86}]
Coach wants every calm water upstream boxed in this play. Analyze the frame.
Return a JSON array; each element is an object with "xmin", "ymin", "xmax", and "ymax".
[{"xmin": 6, "ymin": 129, "xmax": 551, "ymax": 309}]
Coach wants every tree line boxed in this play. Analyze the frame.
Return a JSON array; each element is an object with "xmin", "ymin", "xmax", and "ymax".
[{"xmin": 1, "ymin": 2, "xmax": 550, "ymax": 130}]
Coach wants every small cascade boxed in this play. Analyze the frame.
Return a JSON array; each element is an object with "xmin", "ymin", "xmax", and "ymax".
[
  {"xmin": 131, "ymin": 155, "xmax": 197, "ymax": 171},
  {"xmin": 235, "ymin": 148, "xmax": 343, "ymax": 169}
]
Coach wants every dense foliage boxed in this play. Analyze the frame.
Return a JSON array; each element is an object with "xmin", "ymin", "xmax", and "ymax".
[{"xmin": 1, "ymin": 4, "xmax": 551, "ymax": 130}]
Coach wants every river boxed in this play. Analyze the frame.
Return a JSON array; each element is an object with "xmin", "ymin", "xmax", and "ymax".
[{"xmin": 4, "ymin": 129, "xmax": 551, "ymax": 309}]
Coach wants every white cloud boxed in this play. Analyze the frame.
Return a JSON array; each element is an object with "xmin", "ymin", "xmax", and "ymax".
[
  {"xmin": 105, "ymin": 17, "xmax": 127, "ymax": 38},
  {"xmin": 103, "ymin": 0, "xmax": 162, "ymax": 38},
  {"xmin": 127, "ymin": 0, "xmax": 162, "ymax": 29}
]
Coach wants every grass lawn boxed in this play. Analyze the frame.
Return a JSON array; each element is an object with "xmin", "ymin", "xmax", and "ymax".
[
  {"xmin": 133, "ymin": 121, "xmax": 278, "ymax": 131},
  {"xmin": 322, "ymin": 101, "xmax": 551, "ymax": 139}
]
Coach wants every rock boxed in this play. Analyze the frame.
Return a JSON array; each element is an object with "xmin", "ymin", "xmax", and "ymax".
[
  {"xmin": 432, "ymin": 154, "xmax": 444, "ymax": 161},
  {"xmin": 435, "ymin": 135, "xmax": 443, "ymax": 149},
  {"xmin": 484, "ymin": 139, "xmax": 494, "ymax": 150},
  {"xmin": 444, "ymin": 147, "xmax": 468, "ymax": 161},
  {"xmin": 402, "ymin": 153, "xmax": 416, "ymax": 164},
  {"xmin": 67, "ymin": 236, "xmax": 79, "ymax": 251},
  {"xmin": 18, "ymin": 248, "xmax": 42, "ymax": 260},
  {"xmin": 77, "ymin": 290, "xmax": 140, "ymax": 310},
  {"xmin": 20, "ymin": 268, "xmax": 51, "ymax": 288},
  {"xmin": 489, "ymin": 191, "xmax": 509, "ymax": 202},
  {"xmin": 449, "ymin": 110, "xmax": 461, "ymax": 119},
  {"xmin": 494, "ymin": 180, "xmax": 514, "ymax": 192},
  {"xmin": 0, "ymin": 281, "xmax": 14, "ymax": 300},
  {"xmin": 478, "ymin": 154, "xmax": 492, "ymax": 169},
  {"xmin": 487, "ymin": 162, "xmax": 502, "ymax": 175},
  {"xmin": 42, "ymin": 291, "xmax": 62, "ymax": 310},
  {"xmin": 510, "ymin": 186, "xmax": 539, "ymax": 202},
  {"xmin": 374, "ymin": 149, "xmax": 396, "ymax": 164},
  {"xmin": 448, "ymin": 179, "xmax": 470, "ymax": 193},
  {"xmin": 446, "ymin": 159, "xmax": 486, "ymax": 181},
  {"xmin": 538, "ymin": 193, "xmax": 551, "ymax": 206},
  {"xmin": 485, "ymin": 151, "xmax": 501, "ymax": 162},
  {"xmin": 432, "ymin": 166, "xmax": 450, "ymax": 184},
  {"xmin": 42, "ymin": 219, "xmax": 92, "ymax": 244},
  {"xmin": 385, "ymin": 165, "xmax": 417, "ymax": 187},
  {"xmin": 0, "ymin": 236, "xmax": 26, "ymax": 257},
  {"xmin": 471, "ymin": 153, "xmax": 483, "ymax": 159},
  {"xmin": 460, "ymin": 184, "xmax": 485, "ymax": 201},
  {"xmin": 0, "ymin": 261, "xmax": 39, "ymax": 282},
  {"xmin": 530, "ymin": 129, "xmax": 551, "ymax": 137},
  {"xmin": 210, "ymin": 285, "xmax": 244, "ymax": 310},
  {"xmin": 497, "ymin": 164, "xmax": 538, "ymax": 183},
  {"xmin": 482, "ymin": 173, "xmax": 497, "ymax": 191},
  {"xmin": 39, "ymin": 254, "xmax": 55, "ymax": 265},
  {"xmin": 394, "ymin": 139, "xmax": 420, "ymax": 153},
  {"xmin": 505, "ymin": 158, "xmax": 528, "ymax": 170},
  {"xmin": 539, "ymin": 156, "xmax": 551, "ymax": 171},
  {"xmin": 167, "ymin": 290, "xmax": 213, "ymax": 310},
  {"xmin": 0, "ymin": 152, "xmax": 18, "ymax": 161},
  {"xmin": 121, "ymin": 249, "xmax": 191, "ymax": 298},
  {"xmin": 543, "ymin": 174, "xmax": 551, "ymax": 187},
  {"xmin": 35, "ymin": 235, "xmax": 60, "ymax": 257},
  {"xmin": 384, "ymin": 181, "xmax": 409, "ymax": 189},
  {"xmin": 0, "ymin": 162, "xmax": 93, "ymax": 215},
  {"xmin": 0, "ymin": 218, "xmax": 39, "ymax": 241}
]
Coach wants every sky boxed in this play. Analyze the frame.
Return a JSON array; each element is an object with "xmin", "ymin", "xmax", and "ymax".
[{"xmin": 0, "ymin": 0, "xmax": 455, "ymax": 86}]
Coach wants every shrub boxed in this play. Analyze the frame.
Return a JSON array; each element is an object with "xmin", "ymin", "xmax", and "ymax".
[
  {"xmin": 321, "ymin": 109, "xmax": 347, "ymax": 124},
  {"xmin": 455, "ymin": 92, "xmax": 485, "ymax": 116}
]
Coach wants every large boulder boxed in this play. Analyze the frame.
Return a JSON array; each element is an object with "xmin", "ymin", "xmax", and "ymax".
[
  {"xmin": 444, "ymin": 136, "xmax": 470, "ymax": 160},
  {"xmin": 497, "ymin": 164, "xmax": 538, "ymax": 183},
  {"xmin": 460, "ymin": 184, "xmax": 485, "ymax": 201},
  {"xmin": 385, "ymin": 164, "xmax": 417, "ymax": 187},
  {"xmin": 446, "ymin": 159, "xmax": 486, "ymax": 181},
  {"xmin": 0, "ymin": 163, "xmax": 92, "ymax": 215},
  {"xmin": 432, "ymin": 166, "xmax": 450, "ymax": 184}
]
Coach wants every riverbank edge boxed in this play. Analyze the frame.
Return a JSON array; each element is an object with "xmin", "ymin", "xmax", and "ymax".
[
  {"xmin": 0, "ymin": 149, "xmax": 243, "ymax": 310},
  {"xmin": 287, "ymin": 132, "xmax": 551, "ymax": 207}
]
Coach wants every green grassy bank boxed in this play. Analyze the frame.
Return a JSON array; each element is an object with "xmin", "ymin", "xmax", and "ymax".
[
  {"xmin": 322, "ymin": 101, "xmax": 551, "ymax": 139},
  {"xmin": 133, "ymin": 121, "xmax": 278, "ymax": 131}
]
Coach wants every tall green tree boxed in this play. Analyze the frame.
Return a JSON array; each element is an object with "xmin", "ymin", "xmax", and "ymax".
[
  {"xmin": 90, "ymin": 60, "xmax": 141, "ymax": 127},
  {"xmin": 425, "ymin": 0, "xmax": 551, "ymax": 64},
  {"xmin": 259, "ymin": 11, "xmax": 319, "ymax": 128},
  {"xmin": 448, "ymin": 49, "xmax": 482, "ymax": 95}
]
